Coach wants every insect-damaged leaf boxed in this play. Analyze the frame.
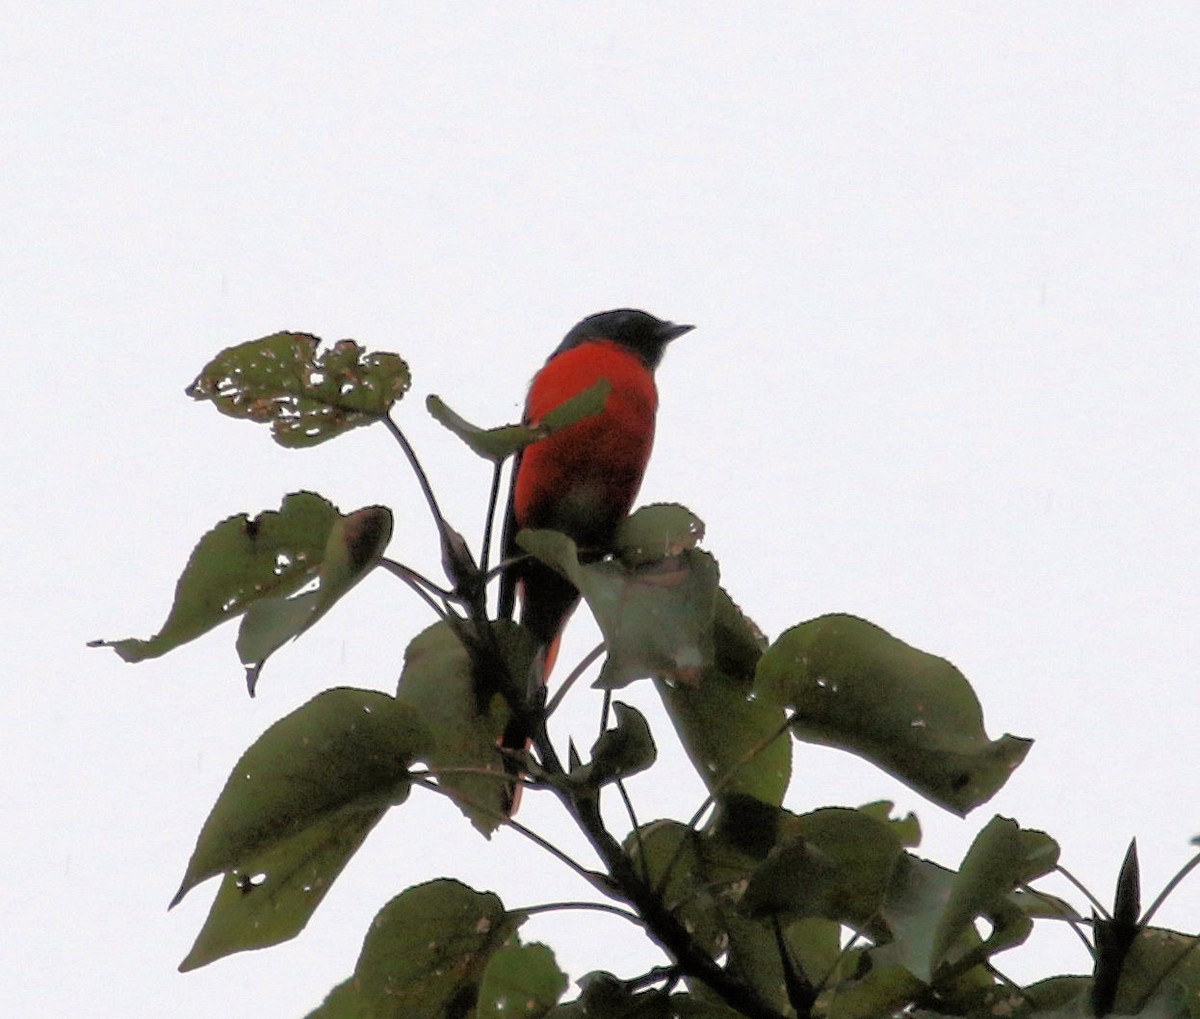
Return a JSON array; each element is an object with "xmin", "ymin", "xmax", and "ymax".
[
  {"xmin": 172, "ymin": 688, "xmax": 432, "ymax": 970},
  {"xmin": 91, "ymin": 492, "xmax": 392, "ymax": 693},
  {"xmin": 187, "ymin": 331, "xmax": 410, "ymax": 447}
]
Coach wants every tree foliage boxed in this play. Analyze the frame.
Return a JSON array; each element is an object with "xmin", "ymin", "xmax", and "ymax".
[{"xmin": 96, "ymin": 331, "xmax": 1200, "ymax": 1018}]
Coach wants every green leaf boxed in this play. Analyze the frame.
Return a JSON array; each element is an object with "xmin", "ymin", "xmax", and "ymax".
[
  {"xmin": 614, "ymin": 503, "xmax": 705, "ymax": 567},
  {"xmin": 477, "ymin": 942, "xmax": 568, "ymax": 1018},
  {"xmin": 877, "ymin": 819, "xmax": 1059, "ymax": 985},
  {"xmin": 187, "ymin": 332, "xmax": 410, "ymax": 447},
  {"xmin": 711, "ymin": 586, "xmax": 768, "ymax": 687},
  {"xmin": 171, "ymin": 688, "xmax": 432, "ymax": 969},
  {"xmin": 396, "ymin": 621, "xmax": 530, "ymax": 835},
  {"xmin": 656, "ymin": 665, "xmax": 791, "ymax": 807},
  {"xmin": 742, "ymin": 807, "xmax": 905, "ymax": 927},
  {"xmin": 92, "ymin": 493, "xmax": 393, "ymax": 691},
  {"xmin": 623, "ymin": 821, "xmax": 730, "ymax": 958},
  {"xmin": 825, "ymin": 963, "xmax": 923, "ymax": 1019},
  {"xmin": 426, "ymin": 378, "xmax": 611, "ymax": 462},
  {"xmin": 307, "ymin": 879, "xmax": 523, "ymax": 1019},
  {"xmin": 720, "ymin": 913, "xmax": 841, "ymax": 1015},
  {"xmin": 1106, "ymin": 926, "xmax": 1200, "ymax": 1018},
  {"xmin": 755, "ymin": 613, "xmax": 1032, "ymax": 815},
  {"xmin": 239, "ymin": 504, "xmax": 393, "ymax": 693},
  {"xmin": 546, "ymin": 973, "xmax": 671, "ymax": 1018},
  {"xmin": 517, "ymin": 531, "xmax": 719, "ymax": 689},
  {"xmin": 93, "ymin": 491, "xmax": 338, "ymax": 661},
  {"xmin": 572, "ymin": 702, "xmax": 657, "ymax": 788}
]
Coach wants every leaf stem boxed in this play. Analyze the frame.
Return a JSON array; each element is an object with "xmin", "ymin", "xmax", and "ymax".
[
  {"xmin": 514, "ymin": 900, "xmax": 644, "ymax": 926},
  {"xmin": 376, "ymin": 558, "xmax": 454, "ymax": 617},
  {"xmin": 480, "ymin": 459, "xmax": 504, "ymax": 582},
  {"xmin": 1141, "ymin": 849, "xmax": 1200, "ymax": 925},
  {"xmin": 544, "ymin": 642, "xmax": 605, "ymax": 717}
]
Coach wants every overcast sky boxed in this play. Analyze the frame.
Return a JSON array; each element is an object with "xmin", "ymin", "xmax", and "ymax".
[{"xmin": 5, "ymin": 4, "xmax": 1199, "ymax": 1016}]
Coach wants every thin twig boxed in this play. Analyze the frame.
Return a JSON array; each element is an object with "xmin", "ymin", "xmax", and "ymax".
[
  {"xmin": 515, "ymin": 900, "xmax": 644, "ymax": 926},
  {"xmin": 1141, "ymin": 849, "xmax": 1200, "ymax": 925},
  {"xmin": 544, "ymin": 642, "xmax": 605, "ymax": 717},
  {"xmin": 1056, "ymin": 864, "xmax": 1110, "ymax": 918},
  {"xmin": 480, "ymin": 459, "xmax": 505, "ymax": 580},
  {"xmin": 413, "ymin": 776, "xmax": 600, "ymax": 887},
  {"xmin": 376, "ymin": 558, "xmax": 452, "ymax": 618},
  {"xmin": 384, "ymin": 415, "xmax": 449, "ymax": 531}
]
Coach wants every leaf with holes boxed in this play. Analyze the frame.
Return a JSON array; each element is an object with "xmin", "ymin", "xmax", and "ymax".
[
  {"xmin": 172, "ymin": 688, "xmax": 431, "ymax": 970},
  {"xmin": 92, "ymin": 493, "xmax": 392, "ymax": 692},
  {"xmin": 187, "ymin": 332, "xmax": 410, "ymax": 447}
]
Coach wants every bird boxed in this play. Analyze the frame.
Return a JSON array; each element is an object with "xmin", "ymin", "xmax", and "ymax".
[{"xmin": 496, "ymin": 309, "xmax": 692, "ymax": 806}]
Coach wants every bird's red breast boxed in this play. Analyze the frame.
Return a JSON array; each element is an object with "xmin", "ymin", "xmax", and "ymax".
[{"xmin": 513, "ymin": 338, "xmax": 659, "ymax": 547}]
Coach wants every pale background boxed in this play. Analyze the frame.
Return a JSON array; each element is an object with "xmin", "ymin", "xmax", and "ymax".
[{"xmin": 4, "ymin": 4, "xmax": 1198, "ymax": 1016}]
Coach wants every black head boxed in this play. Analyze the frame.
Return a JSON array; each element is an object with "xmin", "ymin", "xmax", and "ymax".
[{"xmin": 552, "ymin": 309, "xmax": 694, "ymax": 369}]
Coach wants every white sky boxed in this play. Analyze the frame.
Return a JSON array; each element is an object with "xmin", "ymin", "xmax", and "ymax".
[{"xmin": 5, "ymin": 4, "xmax": 1199, "ymax": 1016}]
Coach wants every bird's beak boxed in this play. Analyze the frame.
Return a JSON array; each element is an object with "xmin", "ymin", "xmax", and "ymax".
[{"xmin": 658, "ymin": 321, "xmax": 695, "ymax": 343}]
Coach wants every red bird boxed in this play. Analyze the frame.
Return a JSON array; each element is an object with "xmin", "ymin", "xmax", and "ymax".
[{"xmin": 499, "ymin": 309, "xmax": 693, "ymax": 680}]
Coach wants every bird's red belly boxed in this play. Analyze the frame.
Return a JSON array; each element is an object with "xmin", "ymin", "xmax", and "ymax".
[{"xmin": 514, "ymin": 340, "xmax": 658, "ymax": 548}]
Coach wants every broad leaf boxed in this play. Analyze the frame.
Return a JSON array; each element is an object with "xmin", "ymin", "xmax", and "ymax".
[
  {"xmin": 239, "ymin": 504, "xmax": 393, "ymax": 693},
  {"xmin": 656, "ymin": 665, "xmax": 791, "ymax": 807},
  {"xmin": 571, "ymin": 702, "xmax": 657, "ymax": 788},
  {"xmin": 477, "ymin": 942, "xmax": 568, "ymax": 1018},
  {"xmin": 755, "ymin": 614, "xmax": 1032, "ymax": 814},
  {"xmin": 92, "ymin": 493, "xmax": 392, "ymax": 692},
  {"xmin": 547, "ymin": 973, "xmax": 671, "ymax": 1018},
  {"xmin": 172, "ymin": 688, "xmax": 431, "ymax": 969},
  {"xmin": 427, "ymin": 379, "xmax": 611, "ymax": 461},
  {"xmin": 518, "ymin": 531, "xmax": 719, "ymax": 688},
  {"xmin": 614, "ymin": 503, "xmax": 705, "ymax": 567},
  {"xmin": 308, "ymin": 879, "xmax": 522, "ymax": 1018},
  {"xmin": 187, "ymin": 332, "xmax": 410, "ymax": 447},
  {"xmin": 742, "ymin": 806, "xmax": 905, "ymax": 928},
  {"xmin": 396, "ymin": 620, "xmax": 530, "ymax": 835},
  {"xmin": 878, "ymin": 818, "xmax": 1058, "ymax": 985}
]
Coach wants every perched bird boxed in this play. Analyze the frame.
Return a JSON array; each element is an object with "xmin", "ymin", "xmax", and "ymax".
[
  {"xmin": 499, "ymin": 309, "xmax": 692, "ymax": 668},
  {"xmin": 496, "ymin": 309, "xmax": 691, "ymax": 806}
]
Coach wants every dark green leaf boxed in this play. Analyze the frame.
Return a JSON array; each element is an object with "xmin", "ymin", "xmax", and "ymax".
[
  {"xmin": 857, "ymin": 800, "xmax": 922, "ymax": 847},
  {"xmin": 1106, "ymin": 926, "xmax": 1200, "ymax": 1018},
  {"xmin": 187, "ymin": 332, "xmax": 410, "ymax": 447},
  {"xmin": 477, "ymin": 942, "xmax": 568, "ymax": 1018},
  {"xmin": 655, "ymin": 665, "xmax": 791, "ymax": 807},
  {"xmin": 614, "ymin": 503, "xmax": 705, "ymax": 567},
  {"xmin": 546, "ymin": 973, "xmax": 671, "ymax": 1019},
  {"xmin": 426, "ymin": 379, "xmax": 611, "ymax": 462},
  {"xmin": 755, "ymin": 614, "xmax": 1032, "ymax": 815},
  {"xmin": 742, "ymin": 807, "xmax": 904, "ymax": 927},
  {"xmin": 877, "ymin": 819, "xmax": 1058, "ymax": 985},
  {"xmin": 1094, "ymin": 839, "xmax": 1144, "ymax": 1018},
  {"xmin": 396, "ymin": 621, "xmax": 529, "ymax": 835},
  {"xmin": 172, "ymin": 688, "xmax": 432, "ymax": 969},
  {"xmin": 825, "ymin": 964, "xmax": 923, "ymax": 1019},
  {"xmin": 239, "ymin": 504, "xmax": 393, "ymax": 693},
  {"xmin": 92, "ymin": 491, "xmax": 338, "ymax": 662},
  {"xmin": 711, "ymin": 586, "xmax": 768, "ymax": 687},
  {"xmin": 572, "ymin": 702, "xmax": 656, "ymax": 787},
  {"xmin": 92, "ymin": 493, "xmax": 392, "ymax": 691},
  {"xmin": 517, "ymin": 531, "xmax": 719, "ymax": 689},
  {"xmin": 307, "ymin": 879, "xmax": 522, "ymax": 1019}
]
